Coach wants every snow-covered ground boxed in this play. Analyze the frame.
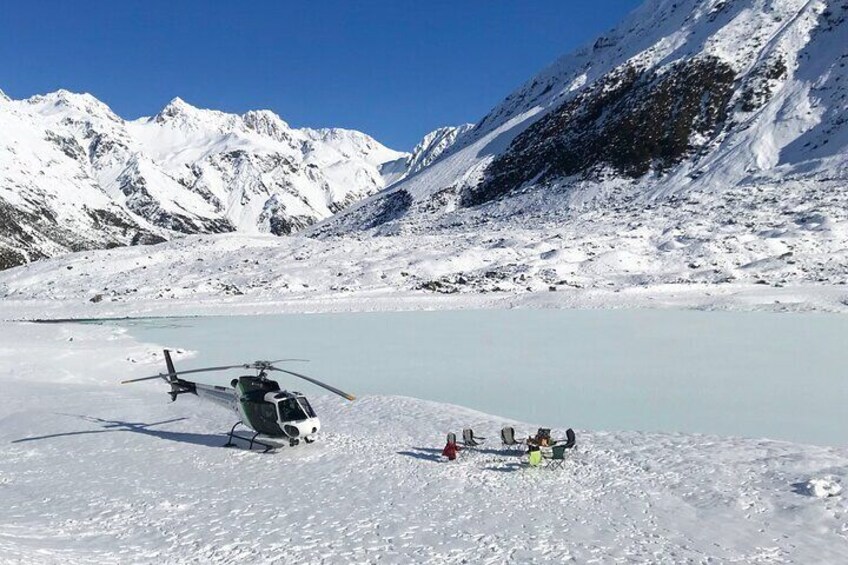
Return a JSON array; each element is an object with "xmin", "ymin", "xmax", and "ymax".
[
  {"xmin": 1, "ymin": 174, "xmax": 847, "ymax": 321},
  {"xmin": 1, "ymin": 321, "xmax": 847, "ymax": 563}
]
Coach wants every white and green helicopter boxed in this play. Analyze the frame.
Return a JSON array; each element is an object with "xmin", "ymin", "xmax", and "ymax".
[{"xmin": 122, "ymin": 350, "xmax": 355, "ymax": 452}]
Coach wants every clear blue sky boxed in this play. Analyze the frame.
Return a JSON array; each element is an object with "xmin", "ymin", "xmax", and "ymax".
[{"xmin": 1, "ymin": 1, "xmax": 642, "ymax": 150}]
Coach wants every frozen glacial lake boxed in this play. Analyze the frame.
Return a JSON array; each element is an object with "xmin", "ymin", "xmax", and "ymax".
[{"xmin": 103, "ymin": 309, "xmax": 848, "ymax": 447}]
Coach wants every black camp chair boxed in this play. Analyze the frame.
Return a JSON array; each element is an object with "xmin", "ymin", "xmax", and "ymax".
[
  {"xmin": 447, "ymin": 432, "xmax": 457, "ymax": 445},
  {"xmin": 544, "ymin": 428, "xmax": 576, "ymax": 469},
  {"xmin": 500, "ymin": 426, "xmax": 523, "ymax": 452},
  {"xmin": 462, "ymin": 428, "xmax": 486, "ymax": 447}
]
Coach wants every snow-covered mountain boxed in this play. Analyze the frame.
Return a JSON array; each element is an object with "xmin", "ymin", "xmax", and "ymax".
[
  {"xmin": 318, "ymin": 0, "xmax": 848, "ymax": 234},
  {"xmin": 375, "ymin": 124, "xmax": 474, "ymax": 191},
  {"xmin": 3, "ymin": 0, "xmax": 848, "ymax": 311},
  {"xmin": 0, "ymin": 91, "xmax": 417, "ymax": 268},
  {"xmin": 380, "ymin": 123, "xmax": 475, "ymax": 183}
]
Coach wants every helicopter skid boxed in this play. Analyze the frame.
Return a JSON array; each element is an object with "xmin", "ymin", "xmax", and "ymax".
[
  {"xmin": 223, "ymin": 422, "xmax": 313, "ymax": 452},
  {"xmin": 223, "ymin": 431, "xmax": 279, "ymax": 453}
]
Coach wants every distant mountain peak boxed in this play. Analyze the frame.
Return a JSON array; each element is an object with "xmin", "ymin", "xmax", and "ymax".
[
  {"xmin": 29, "ymin": 89, "xmax": 100, "ymax": 105},
  {"xmin": 242, "ymin": 109, "xmax": 291, "ymax": 142},
  {"xmin": 153, "ymin": 96, "xmax": 199, "ymax": 122},
  {"xmin": 22, "ymin": 89, "xmax": 121, "ymax": 122}
]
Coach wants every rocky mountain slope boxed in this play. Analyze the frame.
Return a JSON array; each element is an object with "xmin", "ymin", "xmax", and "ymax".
[
  {"xmin": 380, "ymin": 123, "xmax": 475, "ymax": 182},
  {"xmin": 318, "ymin": 0, "xmax": 848, "ymax": 234},
  {"xmin": 1, "ymin": 92, "xmax": 470, "ymax": 269},
  {"xmin": 2, "ymin": 0, "xmax": 847, "ymax": 313}
]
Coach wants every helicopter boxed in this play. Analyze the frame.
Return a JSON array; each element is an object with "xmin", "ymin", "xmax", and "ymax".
[{"xmin": 122, "ymin": 350, "xmax": 355, "ymax": 452}]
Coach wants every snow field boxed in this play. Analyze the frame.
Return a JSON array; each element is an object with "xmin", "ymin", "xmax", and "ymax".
[
  {"xmin": 0, "ymin": 321, "xmax": 846, "ymax": 563},
  {"xmin": 2, "ymin": 174, "xmax": 848, "ymax": 321}
]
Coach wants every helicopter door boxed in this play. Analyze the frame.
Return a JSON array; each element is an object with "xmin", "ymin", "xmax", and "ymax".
[{"xmin": 239, "ymin": 399, "xmax": 284, "ymax": 436}]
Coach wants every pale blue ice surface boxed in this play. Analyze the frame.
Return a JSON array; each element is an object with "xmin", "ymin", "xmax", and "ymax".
[{"xmin": 100, "ymin": 309, "xmax": 848, "ymax": 446}]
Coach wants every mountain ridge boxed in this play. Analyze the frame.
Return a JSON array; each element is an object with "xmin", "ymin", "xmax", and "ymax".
[{"xmin": 0, "ymin": 91, "xmax": 470, "ymax": 268}]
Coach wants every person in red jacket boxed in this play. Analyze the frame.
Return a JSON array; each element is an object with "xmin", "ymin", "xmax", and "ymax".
[{"xmin": 442, "ymin": 434, "xmax": 461, "ymax": 461}]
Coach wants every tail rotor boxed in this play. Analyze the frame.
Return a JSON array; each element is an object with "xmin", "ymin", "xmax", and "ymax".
[{"xmin": 163, "ymin": 349, "xmax": 181, "ymax": 402}]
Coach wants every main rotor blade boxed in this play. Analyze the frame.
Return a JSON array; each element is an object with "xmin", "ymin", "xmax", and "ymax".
[
  {"xmin": 161, "ymin": 364, "xmax": 251, "ymax": 376},
  {"xmin": 121, "ymin": 373, "xmax": 172, "ymax": 384},
  {"xmin": 121, "ymin": 363, "xmax": 248, "ymax": 384},
  {"xmin": 269, "ymin": 367, "xmax": 356, "ymax": 401},
  {"xmin": 122, "ymin": 359, "xmax": 309, "ymax": 385}
]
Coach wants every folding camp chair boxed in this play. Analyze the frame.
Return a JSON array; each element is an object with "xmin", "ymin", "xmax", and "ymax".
[
  {"xmin": 500, "ymin": 426, "xmax": 523, "ymax": 452},
  {"xmin": 563, "ymin": 428, "xmax": 576, "ymax": 449},
  {"xmin": 462, "ymin": 428, "xmax": 486, "ymax": 447},
  {"xmin": 543, "ymin": 444, "xmax": 568, "ymax": 469},
  {"xmin": 544, "ymin": 428, "xmax": 576, "ymax": 469}
]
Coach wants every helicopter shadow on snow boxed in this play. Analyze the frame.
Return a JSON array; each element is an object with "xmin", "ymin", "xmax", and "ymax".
[{"xmin": 11, "ymin": 414, "xmax": 227, "ymax": 448}]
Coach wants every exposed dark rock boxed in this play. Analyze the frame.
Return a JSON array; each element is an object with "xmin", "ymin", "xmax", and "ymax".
[
  {"xmin": 268, "ymin": 214, "xmax": 313, "ymax": 236},
  {"xmin": 416, "ymin": 186, "xmax": 457, "ymax": 215},
  {"xmin": 44, "ymin": 131, "xmax": 86, "ymax": 161},
  {"xmin": 117, "ymin": 166, "xmax": 235, "ymax": 234},
  {"xmin": 0, "ymin": 191, "xmax": 171, "ymax": 270},
  {"xmin": 463, "ymin": 57, "xmax": 736, "ymax": 207},
  {"xmin": 130, "ymin": 232, "xmax": 168, "ymax": 245},
  {"xmin": 362, "ymin": 190, "xmax": 413, "ymax": 230},
  {"xmin": 738, "ymin": 57, "xmax": 787, "ymax": 112},
  {"xmin": 86, "ymin": 207, "xmax": 140, "ymax": 231},
  {"xmin": 0, "ymin": 247, "xmax": 28, "ymax": 270},
  {"xmin": 87, "ymin": 132, "xmax": 127, "ymax": 163},
  {"xmin": 258, "ymin": 196, "xmax": 314, "ymax": 235}
]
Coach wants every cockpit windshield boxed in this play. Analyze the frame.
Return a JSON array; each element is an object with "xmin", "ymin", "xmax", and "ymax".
[
  {"xmin": 299, "ymin": 397, "xmax": 317, "ymax": 418},
  {"xmin": 278, "ymin": 398, "xmax": 309, "ymax": 422}
]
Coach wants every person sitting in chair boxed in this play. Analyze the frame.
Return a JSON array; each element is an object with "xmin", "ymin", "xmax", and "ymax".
[{"xmin": 535, "ymin": 428, "xmax": 552, "ymax": 445}]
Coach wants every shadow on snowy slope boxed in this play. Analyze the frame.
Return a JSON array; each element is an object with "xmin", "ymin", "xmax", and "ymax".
[
  {"xmin": 482, "ymin": 462, "xmax": 523, "ymax": 473},
  {"xmin": 396, "ymin": 449, "xmax": 443, "ymax": 462},
  {"xmin": 397, "ymin": 446, "xmax": 525, "ymax": 463},
  {"xmin": 11, "ymin": 415, "xmax": 225, "ymax": 448}
]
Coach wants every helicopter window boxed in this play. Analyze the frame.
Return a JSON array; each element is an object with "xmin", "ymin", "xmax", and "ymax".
[
  {"xmin": 298, "ymin": 397, "xmax": 317, "ymax": 418},
  {"xmin": 278, "ymin": 398, "xmax": 308, "ymax": 422},
  {"xmin": 239, "ymin": 400, "xmax": 283, "ymax": 436}
]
